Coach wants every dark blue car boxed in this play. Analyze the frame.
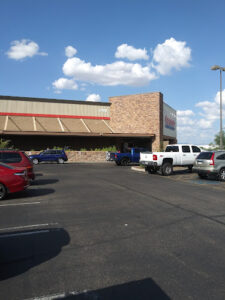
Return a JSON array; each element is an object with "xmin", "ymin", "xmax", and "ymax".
[{"xmin": 29, "ymin": 149, "xmax": 68, "ymax": 164}]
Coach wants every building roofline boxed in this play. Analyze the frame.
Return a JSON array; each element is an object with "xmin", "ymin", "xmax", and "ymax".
[
  {"xmin": 109, "ymin": 91, "xmax": 163, "ymax": 99},
  {"xmin": 0, "ymin": 95, "xmax": 111, "ymax": 106}
]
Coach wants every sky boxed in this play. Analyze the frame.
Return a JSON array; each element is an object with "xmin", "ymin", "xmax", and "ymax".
[{"xmin": 1, "ymin": 0, "xmax": 225, "ymax": 145}]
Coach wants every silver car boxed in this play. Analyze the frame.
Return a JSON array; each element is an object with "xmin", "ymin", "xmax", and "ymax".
[{"xmin": 193, "ymin": 151, "xmax": 225, "ymax": 181}]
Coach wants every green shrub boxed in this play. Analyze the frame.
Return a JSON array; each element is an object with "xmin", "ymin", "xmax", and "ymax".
[
  {"xmin": 0, "ymin": 138, "xmax": 12, "ymax": 149},
  {"xmin": 79, "ymin": 146, "xmax": 117, "ymax": 152}
]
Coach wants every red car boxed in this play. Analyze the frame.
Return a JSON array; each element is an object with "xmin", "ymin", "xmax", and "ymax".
[
  {"xmin": 0, "ymin": 150, "xmax": 35, "ymax": 180},
  {"xmin": 0, "ymin": 163, "xmax": 30, "ymax": 200}
]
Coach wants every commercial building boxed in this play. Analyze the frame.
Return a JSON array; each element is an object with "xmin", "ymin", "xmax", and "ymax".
[{"xmin": 0, "ymin": 92, "xmax": 177, "ymax": 151}]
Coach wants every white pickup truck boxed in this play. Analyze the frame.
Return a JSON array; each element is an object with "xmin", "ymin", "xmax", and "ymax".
[{"xmin": 140, "ymin": 144, "xmax": 202, "ymax": 176}]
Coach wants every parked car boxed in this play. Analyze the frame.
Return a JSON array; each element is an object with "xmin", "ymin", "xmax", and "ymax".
[
  {"xmin": 0, "ymin": 162, "xmax": 29, "ymax": 200},
  {"xmin": 106, "ymin": 151, "xmax": 116, "ymax": 161},
  {"xmin": 0, "ymin": 150, "xmax": 35, "ymax": 180},
  {"xmin": 193, "ymin": 150, "xmax": 225, "ymax": 181},
  {"xmin": 29, "ymin": 149, "xmax": 68, "ymax": 164},
  {"xmin": 114, "ymin": 148, "xmax": 148, "ymax": 166},
  {"xmin": 140, "ymin": 144, "xmax": 201, "ymax": 175}
]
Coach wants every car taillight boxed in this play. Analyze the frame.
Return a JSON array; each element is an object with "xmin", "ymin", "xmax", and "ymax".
[
  {"xmin": 115, "ymin": 154, "xmax": 117, "ymax": 158},
  {"xmin": 153, "ymin": 154, "xmax": 157, "ymax": 161},
  {"xmin": 210, "ymin": 153, "xmax": 215, "ymax": 165}
]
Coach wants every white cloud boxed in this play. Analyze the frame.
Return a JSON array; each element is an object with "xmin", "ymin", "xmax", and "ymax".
[
  {"xmin": 177, "ymin": 117, "xmax": 195, "ymax": 126},
  {"xmin": 198, "ymin": 119, "xmax": 214, "ymax": 129},
  {"xmin": 177, "ymin": 90, "xmax": 225, "ymax": 144},
  {"xmin": 177, "ymin": 110, "xmax": 194, "ymax": 117},
  {"xmin": 6, "ymin": 39, "xmax": 47, "ymax": 60},
  {"xmin": 52, "ymin": 38, "xmax": 192, "ymax": 92},
  {"xmin": 63, "ymin": 57, "xmax": 156, "ymax": 86},
  {"xmin": 177, "ymin": 110, "xmax": 195, "ymax": 126},
  {"xmin": 86, "ymin": 94, "xmax": 101, "ymax": 102},
  {"xmin": 52, "ymin": 78, "xmax": 78, "ymax": 90},
  {"xmin": 215, "ymin": 89, "xmax": 225, "ymax": 106},
  {"xmin": 65, "ymin": 46, "xmax": 77, "ymax": 58},
  {"xmin": 115, "ymin": 44, "xmax": 149, "ymax": 61},
  {"xmin": 152, "ymin": 37, "xmax": 191, "ymax": 75},
  {"xmin": 196, "ymin": 89, "xmax": 225, "ymax": 122}
]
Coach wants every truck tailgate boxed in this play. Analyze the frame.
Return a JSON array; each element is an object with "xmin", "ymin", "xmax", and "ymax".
[{"xmin": 140, "ymin": 152, "xmax": 153, "ymax": 163}]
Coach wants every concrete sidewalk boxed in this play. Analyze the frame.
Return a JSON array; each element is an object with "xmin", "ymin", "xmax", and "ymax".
[{"xmin": 131, "ymin": 166, "xmax": 145, "ymax": 172}]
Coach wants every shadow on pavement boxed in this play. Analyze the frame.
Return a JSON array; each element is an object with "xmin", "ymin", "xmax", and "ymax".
[
  {"xmin": 0, "ymin": 228, "xmax": 70, "ymax": 280},
  {"xmin": 60, "ymin": 278, "xmax": 170, "ymax": 300},
  {"xmin": 6, "ymin": 187, "xmax": 55, "ymax": 200},
  {"xmin": 31, "ymin": 178, "xmax": 59, "ymax": 186},
  {"xmin": 34, "ymin": 173, "xmax": 43, "ymax": 177}
]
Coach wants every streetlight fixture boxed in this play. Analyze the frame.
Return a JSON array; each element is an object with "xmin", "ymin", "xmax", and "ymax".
[{"xmin": 211, "ymin": 65, "xmax": 225, "ymax": 150}]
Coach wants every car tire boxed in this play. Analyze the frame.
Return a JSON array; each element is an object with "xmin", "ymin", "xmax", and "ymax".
[
  {"xmin": 0, "ymin": 183, "xmax": 7, "ymax": 200},
  {"xmin": 115, "ymin": 161, "xmax": 121, "ymax": 166},
  {"xmin": 145, "ymin": 166, "xmax": 157, "ymax": 174},
  {"xmin": 198, "ymin": 173, "xmax": 207, "ymax": 179},
  {"xmin": 121, "ymin": 158, "xmax": 129, "ymax": 166},
  {"xmin": 58, "ymin": 158, "xmax": 64, "ymax": 164},
  {"xmin": 218, "ymin": 168, "xmax": 225, "ymax": 181},
  {"xmin": 161, "ymin": 162, "xmax": 173, "ymax": 176},
  {"xmin": 188, "ymin": 165, "xmax": 193, "ymax": 173},
  {"xmin": 32, "ymin": 158, "xmax": 39, "ymax": 165}
]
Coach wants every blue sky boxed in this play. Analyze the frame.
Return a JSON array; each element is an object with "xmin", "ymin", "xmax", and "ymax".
[{"xmin": 1, "ymin": 0, "xmax": 225, "ymax": 145}]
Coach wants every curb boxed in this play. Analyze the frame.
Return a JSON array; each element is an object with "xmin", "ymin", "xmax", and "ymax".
[{"xmin": 131, "ymin": 166, "xmax": 145, "ymax": 172}]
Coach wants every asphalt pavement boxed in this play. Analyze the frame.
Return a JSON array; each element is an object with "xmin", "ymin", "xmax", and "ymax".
[{"xmin": 0, "ymin": 163, "xmax": 225, "ymax": 300}]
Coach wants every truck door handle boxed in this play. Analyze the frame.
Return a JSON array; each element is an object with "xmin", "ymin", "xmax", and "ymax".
[{"xmin": 183, "ymin": 154, "xmax": 186, "ymax": 156}]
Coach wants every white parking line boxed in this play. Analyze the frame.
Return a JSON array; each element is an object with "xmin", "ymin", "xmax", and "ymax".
[
  {"xmin": 0, "ymin": 223, "xmax": 59, "ymax": 232},
  {"xmin": 26, "ymin": 291, "xmax": 80, "ymax": 300},
  {"xmin": 0, "ymin": 202, "xmax": 41, "ymax": 207}
]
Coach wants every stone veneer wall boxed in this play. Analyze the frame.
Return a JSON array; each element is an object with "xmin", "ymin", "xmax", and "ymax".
[
  {"xmin": 109, "ymin": 92, "xmax": 163, "ymax": 151},
  {"xmin": 67, "ymin": 151, "xmax": 106, "ymax": 162},
  {"xmin": 26, "ymin": 151, "xmax": 107, "ymax": 162}
]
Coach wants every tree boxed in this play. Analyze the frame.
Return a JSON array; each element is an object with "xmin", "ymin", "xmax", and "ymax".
[
  {"xmin": 214, "ymin": 131, "xmax": 225, "ymax": 147},
  {"xmin": 0, "ymin": 138, "xmax": 11, "ymax": 149}
]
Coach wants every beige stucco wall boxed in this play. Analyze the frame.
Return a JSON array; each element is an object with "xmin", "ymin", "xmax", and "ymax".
[{"xmin": 0, "ymin": 98, "xmax": 110, "ymax": 118}]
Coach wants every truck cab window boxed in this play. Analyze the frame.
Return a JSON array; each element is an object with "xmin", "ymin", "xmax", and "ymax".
[
  {"xmin": 192, "ymin": 146, "xmax": 201, "ymax": 153},
  {"xmin": 182, "ymin": 146, "xmax": 190, "ymax": 153},
  {"xmin": 165, "ymin": 146, "xmax": 179, "ymax": 152}
]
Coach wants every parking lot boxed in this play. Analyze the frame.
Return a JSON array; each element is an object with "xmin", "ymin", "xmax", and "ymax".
[
  {"xmin": 160, "ymin": 167, "xmax": 225, "ymax": 190},
  {"xmin": 0, "ymin": 163, "xmax": 225, "ymax": 300}
]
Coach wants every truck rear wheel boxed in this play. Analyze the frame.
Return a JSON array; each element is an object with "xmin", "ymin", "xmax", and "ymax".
[
  {"xmin": 145, "ymin": 166, "xmax": 157, "ymax": 174},
  {"xmin": 121, "ymin": 158, "xmax": 129, "ymax": 166},
  {"xmin": 188, "ymin": 165, "xmax": 193, "ymax": 173},
  {"xmin": 161, "ymin": 162, "xmax": 173, "ymax": 176}
]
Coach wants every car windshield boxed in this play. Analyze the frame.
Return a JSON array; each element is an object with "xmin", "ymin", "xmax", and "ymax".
[{"xmin": 197, "ymin": 152, "xmax": 213, "ymax": 160}]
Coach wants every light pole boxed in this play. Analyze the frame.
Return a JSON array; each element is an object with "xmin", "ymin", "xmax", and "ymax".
[{"xmin": 211, "ymin": 65, "xmax": 225, "ymax": 150}]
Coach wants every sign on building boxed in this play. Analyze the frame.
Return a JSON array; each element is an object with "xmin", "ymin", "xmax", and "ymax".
[{"xmin": 163, "ymin": 102, "xmax": 177, "ymax": 138}]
